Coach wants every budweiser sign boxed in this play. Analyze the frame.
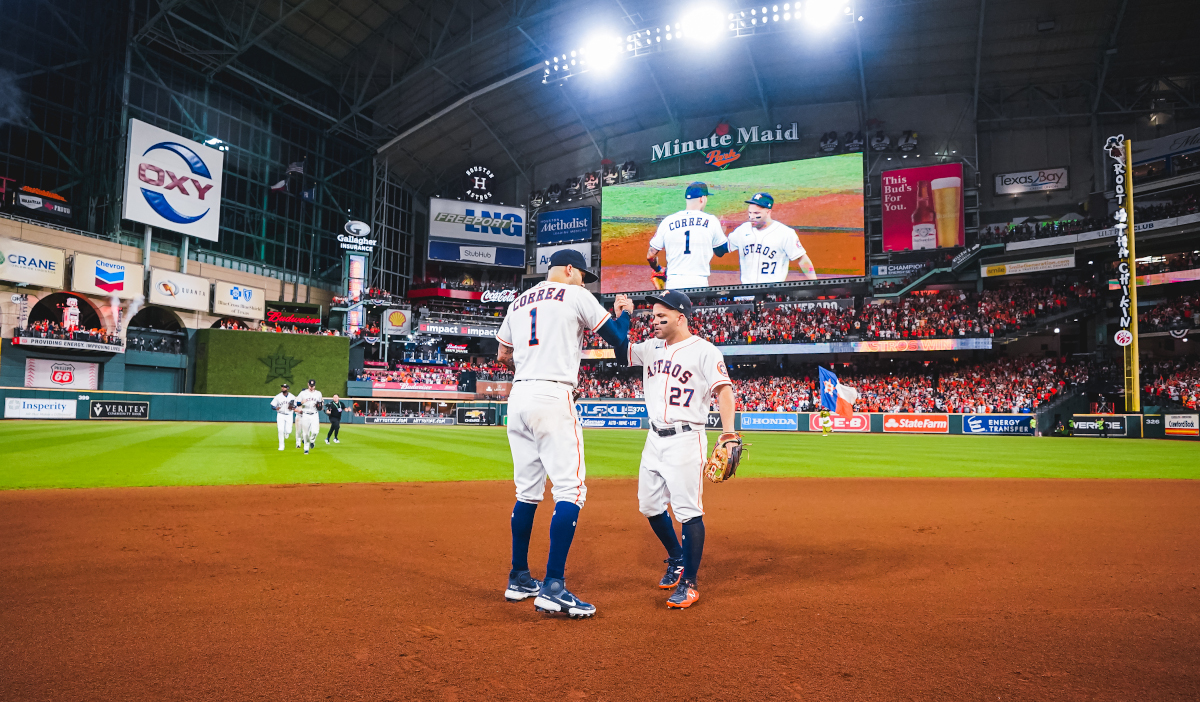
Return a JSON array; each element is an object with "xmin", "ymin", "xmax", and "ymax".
[{"xmin": 266, "ymin": 310, "xmax": 321, "ymax": 325}]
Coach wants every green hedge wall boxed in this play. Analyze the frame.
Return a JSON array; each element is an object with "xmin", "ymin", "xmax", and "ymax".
[{"xmin": 194, "ymin": 329, "xmax": 349, "ymax": 397}]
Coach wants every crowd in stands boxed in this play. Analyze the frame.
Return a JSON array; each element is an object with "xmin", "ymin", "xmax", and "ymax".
[
  {"xmin": 451, "ymin": 360, "xmax": 513, "ymax": 381},
  {"xmin": 217, "ymin": 319, "xmax": 341, "ymax": 335},
  {"xmin": 420, "ymin": 301, "xmax": 505, "ymax": 320},
  {"xmin": 410, "ymin": 276, "xmax": 518, "ymax": 293},
  {"xmin": 127, "ymin": 333, "xmax": 183, "ymax": 354},
  {"xmin": 576, "ymin": 356, "xmax": 1091, "ymax": 413},
  {"xmin": 1139, "ymin": 294, "xmax": 1200, "ymax": 332},
  {"xmin": 1142, "ymin": 357, "xmax": 1200, "ymax": 410},
  {"xmin": 978, "ymin": 218, "xmax": 1110, "ymax": 245},
  {"xmin": 1131, "ymin": 196, "xmax": 1199, "ymax": 222},
  {"xmin": 16, "ymin": 322, "xmax": 122, "ymax": 346},
  {"xmin": 584, "ymin": 285, "xmax": 1096, "ymax": 348},
  {"xmin": 331, "ymin": 287, "xmax": 402, "ymax": 306},
  {"xmin": 1128, "ymin": 251, "xmax": 1200, "ymax": 276},
  {"xmin": 355, "ymin": 365, "xmax": 459, "ymax": 386}
]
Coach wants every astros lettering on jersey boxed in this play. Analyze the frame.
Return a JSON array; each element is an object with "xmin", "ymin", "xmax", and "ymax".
[
  {"xmin": 649, "ymin": 211, "xmax": 728, "ymax": 288},
  {"xmin": 631, "ymin": 336, "xmax": 732, "ymax": 427},
  {"xmin": 727, "ymin": 220, "xmax": 806, "ymax": 284}
]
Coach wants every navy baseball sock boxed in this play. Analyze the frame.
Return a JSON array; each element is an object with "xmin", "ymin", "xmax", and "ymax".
[
  {"xmin": 681, "ymin": 517, "xmax": 705, "ymax": 583},
  {"xmin": 545, "ymin": 501, "xmax": 580, "ymax": 581},
  {"xmin": 510, "ymin": 501, "xmax": 538, "ymax": 574},
  {"xmin": 647, "ymin": 511, "xmax": 683, "ymax": 560}
]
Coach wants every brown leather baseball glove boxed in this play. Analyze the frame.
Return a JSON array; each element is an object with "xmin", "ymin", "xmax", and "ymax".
[{"xmin": 705, "ymin": 432, "xmax": 745, "ymax": 483}]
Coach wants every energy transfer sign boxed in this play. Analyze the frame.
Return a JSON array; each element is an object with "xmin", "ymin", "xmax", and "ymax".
[{"xmin": 122, "ymin": 119, "xmax": 225, "ymax": 242}]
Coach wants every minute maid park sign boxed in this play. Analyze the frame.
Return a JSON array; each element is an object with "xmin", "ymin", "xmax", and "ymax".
[{"xmin": 649, "ymin": 121, "xmax": 803, "ymax": 169}]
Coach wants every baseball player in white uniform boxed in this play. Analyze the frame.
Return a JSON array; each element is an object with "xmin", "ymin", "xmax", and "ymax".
[
  {"xmin": 646, "ymin": 181, "xmax": 730, "ymax": 290},
  {"xmin": 496, "ymin": 248, "xmax": 631, "ymax": 618},
  {"xmin": 726, "ymin": 192, "xmax": 817, "ymax": 284},
  {"xmin": 613, "ymin": 289, "xmax": 736, "ymax": 609},
  {"xmin": 269, "ymin": 382, "xmax": 298, "ymax": 451},
  {"xmin": 295, "ymin": 379, "xmax": 323, "ymax": 454}
]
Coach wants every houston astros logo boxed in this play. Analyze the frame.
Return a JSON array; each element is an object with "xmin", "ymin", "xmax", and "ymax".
[
  {"xmin": 138, "ymin": 141, "xmax": 215, "ymax": 224},
  {"xmin": 260, "ymin": 345, "xmax": 302, "ymax": 384},
  {"xmin": 465, "ymin": 165, "xmax": 495, "ymax": 202}
]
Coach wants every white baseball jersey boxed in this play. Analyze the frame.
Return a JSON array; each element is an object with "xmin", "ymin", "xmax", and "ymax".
[
  {"xmin": 270, "ymin": 392, "xmax": 297, "ymax": 413},
  {"xmin": 496, "ymin": 281, "xmax": 611, "ymax": 387},
  {"xmin": 649, "ymin": 210, "xmax": 728, "ymax": 285},
  {"xmin": 629, "ymin": 335, "xmax": 732, "ymax": 427},
  {"xmin": 727, "ymin": 220, "xmax": 806, "ymax": 284},
  {"xmin": 296, "ymin": 388, "xmax": 323, "ymax": 414}
]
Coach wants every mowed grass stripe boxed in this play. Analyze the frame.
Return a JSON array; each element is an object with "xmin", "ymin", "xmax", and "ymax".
[{"xmin": 3, "ymin": 421, "xmax": 1197, "ymax": 490}]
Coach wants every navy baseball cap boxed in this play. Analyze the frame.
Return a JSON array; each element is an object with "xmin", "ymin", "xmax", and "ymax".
[
  {"xmin": 645, "ymin": 289, "xmax": 693, "ymax": 317},
  {"xmin": 684, "ymin": 182, "xmax": 709, "ymax": 199},
  {"xmin": 745, "ymin": 192, "xmax": 774, "ymax": 209},
  {"xmin": 280, "ymin": 383, "xmax": 289, "ymax": 389},
  {"xmin": 548, "ymin": 248, "xmax": 598, "ymax": 283}
]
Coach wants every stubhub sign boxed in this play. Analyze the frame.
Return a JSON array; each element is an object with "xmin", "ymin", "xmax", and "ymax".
[{"xmin": 739, "ymin": 412, "xmax": 798, "ymax": 431}]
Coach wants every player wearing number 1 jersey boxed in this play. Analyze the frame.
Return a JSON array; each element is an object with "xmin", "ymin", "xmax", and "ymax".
[
  {"xmin": 495, "ymin": 248, "xmax": 631, "ymax": 618},
  {"xmin": 727, "ymin": 192, "xmax": 818, "ymax": 284},
  {"xmin": 612, "ymin": 289, "xmax": 736, "ymax": 609},
  {"xmin": 646, "ymin": 182, "xmax": 730, "ymax": 290}
]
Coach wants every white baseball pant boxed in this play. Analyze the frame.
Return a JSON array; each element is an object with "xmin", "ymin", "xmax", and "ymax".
[
  {"xmin": 638, "ymin": 424, "xmax": 707, "ymax": 523},
  {"xmin": 276, "ymin": 413, "xmax": 293, "ymax": 449},
  {"xmin": 506, "ymin": 380, "xmax": 587, "ymax": 507},
  {"xmin": 298, "ymin": 413, "xmax": 319, "ymax": 445}
]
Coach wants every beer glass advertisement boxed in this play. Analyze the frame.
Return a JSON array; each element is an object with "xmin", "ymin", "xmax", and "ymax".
[
  {"xmin": 881, "ymin": 163, "xmax": 964, "ymax": 252},
  {"xmin": 599, "ymin": 154, "xmax": 865, "ymax": 294}
]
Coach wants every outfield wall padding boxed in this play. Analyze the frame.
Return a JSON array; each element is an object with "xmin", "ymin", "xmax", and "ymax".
[{"xmin": 194, "ymin": 329, "xmax": 349, "ymax": 397}]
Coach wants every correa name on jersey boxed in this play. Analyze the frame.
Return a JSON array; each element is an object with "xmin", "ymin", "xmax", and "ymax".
[
  {"xmin": 509, "ymin": 286, "xmax": 568, "ymax": 310},
  {"xmin": 667, "ymin": 215, "xmax": 713, "ymax": 231}
]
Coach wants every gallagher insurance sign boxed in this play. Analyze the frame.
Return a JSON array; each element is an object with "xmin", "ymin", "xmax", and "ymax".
[{"xmin": 122, "ymin": 119, "xmax": 225, "ymax": 242}]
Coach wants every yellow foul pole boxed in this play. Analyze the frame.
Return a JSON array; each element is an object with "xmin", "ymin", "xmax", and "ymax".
[{"xmin": 1120, "ymin": 138, "xmax": 1140, "ymax": 412}]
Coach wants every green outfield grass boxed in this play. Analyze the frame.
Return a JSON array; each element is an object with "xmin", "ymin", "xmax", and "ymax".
[{"xmin": 3, "ymin": 421, "xmax": 1198, "ymax": 489}]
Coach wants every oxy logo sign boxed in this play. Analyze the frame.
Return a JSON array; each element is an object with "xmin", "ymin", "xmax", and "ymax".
[{"xmin": 123, "ymin": 119, "xmax": 225, "ymax": 241}]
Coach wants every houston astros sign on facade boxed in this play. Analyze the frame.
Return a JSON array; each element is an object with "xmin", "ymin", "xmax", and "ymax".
[{"xmin": 122, "ymin": 119, "xmax": 226, "ymax": 242}]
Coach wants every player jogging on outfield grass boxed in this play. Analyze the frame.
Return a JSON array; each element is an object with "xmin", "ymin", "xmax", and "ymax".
[
  {"xmin": 269, "ymin": 383, "xmax": 298, "ymax": 451},
  {"xmin": 324, "ymin": 395, "xmax": 344, "ymax": 444},
  {"xmin": 295, "ymin": 379, "xmax": 323, "ymax": 454},
  {"xmin": 726, "ymin": 192, "xmax": 818, "ymax": 284},
  {"xmin": 646, "ymin": 182, "xmax": 730, "ymax": 290},
  {"xmin": 496, "ymin": 248, "xmax": 631, "ymax": 618},
  {"xmin": 613, "ymin": 289, "xmax": 736, "ymax": 609}
]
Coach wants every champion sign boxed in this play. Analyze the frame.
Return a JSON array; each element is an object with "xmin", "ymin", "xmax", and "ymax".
[{"xmin": 122, "ymin": 119, "xmax": 225, "ymax": 241}]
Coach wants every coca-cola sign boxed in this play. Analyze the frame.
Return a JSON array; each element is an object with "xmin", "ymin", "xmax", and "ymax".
[{"xmin": 480, "ymin": 289, "xmax": 517, "ymax": 304}]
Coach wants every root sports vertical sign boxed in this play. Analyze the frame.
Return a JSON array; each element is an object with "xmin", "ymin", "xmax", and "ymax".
[{"xmin": 881, "ymin": 164, "xmax": 964, "ymax": 252}]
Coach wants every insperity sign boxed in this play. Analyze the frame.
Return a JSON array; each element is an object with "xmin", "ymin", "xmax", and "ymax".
[{"xmin": 122, "ymin": 119, "xmax": 225, "ymax": 242}]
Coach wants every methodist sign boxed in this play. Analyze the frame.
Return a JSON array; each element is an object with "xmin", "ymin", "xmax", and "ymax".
[
  {"xmin": 536, "ymin": 206, "xmax": 592, "ymax": 245},
  {"xmin": 122, "ymin": 119, "xmax": 225, "ymax": 242},
  {"xmin": 0, "ymin": 238, "xmax": 65, "ymax": 288}
]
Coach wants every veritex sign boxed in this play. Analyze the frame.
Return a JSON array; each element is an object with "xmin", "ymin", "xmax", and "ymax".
[{"xmin": 650, "ymin": 121, "xmax": 803, "ymax": 169}]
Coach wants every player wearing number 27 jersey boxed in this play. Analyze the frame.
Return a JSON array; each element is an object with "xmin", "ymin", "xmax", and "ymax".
[
  {"xmin": 727, "ymin": 192, "xmax": 818, "ymax": 284},
  {"xmin": 646, "ymin": 181, "xmax": 730, "ymax": 290}
]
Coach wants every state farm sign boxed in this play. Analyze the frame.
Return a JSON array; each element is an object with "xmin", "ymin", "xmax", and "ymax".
[
  {"xmin": 808, "ymin": 413, "xmax": 870, "ymax": 432},
  {"xmin": 882, "ymin": 413, "xmax": 950, "ymax": 433}
]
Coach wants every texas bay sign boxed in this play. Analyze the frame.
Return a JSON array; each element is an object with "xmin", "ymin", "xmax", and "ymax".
[{"xmin": 649, "ymin": 122, "xmax": 804, "ymax": 169}]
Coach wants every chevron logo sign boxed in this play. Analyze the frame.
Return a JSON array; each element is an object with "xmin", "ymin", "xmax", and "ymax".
[{"xmin": 94, "ymin": 260, "xmax": 125, "ymax": 293}]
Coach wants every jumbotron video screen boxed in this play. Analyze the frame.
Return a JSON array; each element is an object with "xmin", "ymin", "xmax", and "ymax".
[{"xmin": 600, "ymin": 154, "xmax": 865, "ymax": 294}]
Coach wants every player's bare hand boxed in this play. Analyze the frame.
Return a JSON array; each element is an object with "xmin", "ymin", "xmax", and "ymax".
[{"xmin": 614, "ymin": 294, "xmax": 634, "ymax": 315}]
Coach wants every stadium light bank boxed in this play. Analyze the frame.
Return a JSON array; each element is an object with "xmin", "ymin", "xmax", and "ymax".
[{"xmin": 544, "ymin": 0, "xmax": 859, "ymax": 84}]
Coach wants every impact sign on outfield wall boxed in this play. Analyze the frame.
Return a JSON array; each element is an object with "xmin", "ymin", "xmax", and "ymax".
[
  {"xmin": 4, "ymin": 398, "xmax": 77, "ymax": 419},
  {"xmin": 1165, "ymin": 414, "xmax": 1199, "ymax": 436},
  {"xmin": 808, "ymin": 413, "xmax": 870, "ymax": 432},
  {"xmin": 963, "ymin": 414, "xmax": 1033, "ymax": 435},
  {"xmin": 25, "ymin": 358, "xmax": 99, "ymax": 390},
  {"xmin": 882, "ymin": 414, "xmax": 950, "ymax": 433},
  {"xmin": 122, "ymin": 119, "xmax": 225, "ymax": 242},
  {"xmin": 739, "ymin": 412, "xmax": 798, "ymax": 431}
]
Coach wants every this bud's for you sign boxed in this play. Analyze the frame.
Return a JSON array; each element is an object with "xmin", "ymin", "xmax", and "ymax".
[{"xmin": 881, "ymin": 163, "xmax": 964, "ymax": 252}]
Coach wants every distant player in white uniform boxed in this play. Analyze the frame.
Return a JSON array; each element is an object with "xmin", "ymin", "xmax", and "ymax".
[
  {"xmin": 613, "ymin": 289, "xmax": 736, "ymax": 609},
  {"xmin": 269, "ymin": 382, "xmax": 297, "ymax": 451},
  {"xmin": 295, "ymin": 379, "xmax": 323, "ymax": 454},
  {"xmin": 646, "ymin": 181, "xmax": 731, "ymax": 290},
  {"xmin": 726, "ymin": 192, "xmax": 817, "ymax": 284},
  {"xmin": 495, "ymin": 248, "xmax": 631, "ymax": 618}
]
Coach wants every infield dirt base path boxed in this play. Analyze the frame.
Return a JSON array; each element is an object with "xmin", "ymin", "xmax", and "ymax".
[{"xmin": 2, "ymin": 478, "xmax": 1198, "ymax": 701}]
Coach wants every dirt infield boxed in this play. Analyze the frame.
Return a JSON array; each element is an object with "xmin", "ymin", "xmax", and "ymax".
[{"xmin": 2, "ymin": 478, "xmax": 1198, "ymax": 701}]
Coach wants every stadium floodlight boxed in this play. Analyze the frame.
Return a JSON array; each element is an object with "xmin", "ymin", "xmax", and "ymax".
[
  {"xmin": 681, "ymin": 6, "xmax": 727, "ymax": 43},
  {"xmin": 580, "ymin": 34, "xmax": 624, "ymax": 71},
  {"xmin": 805, "ymin": 0, "xmax": 845, "ymax": 28}
]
